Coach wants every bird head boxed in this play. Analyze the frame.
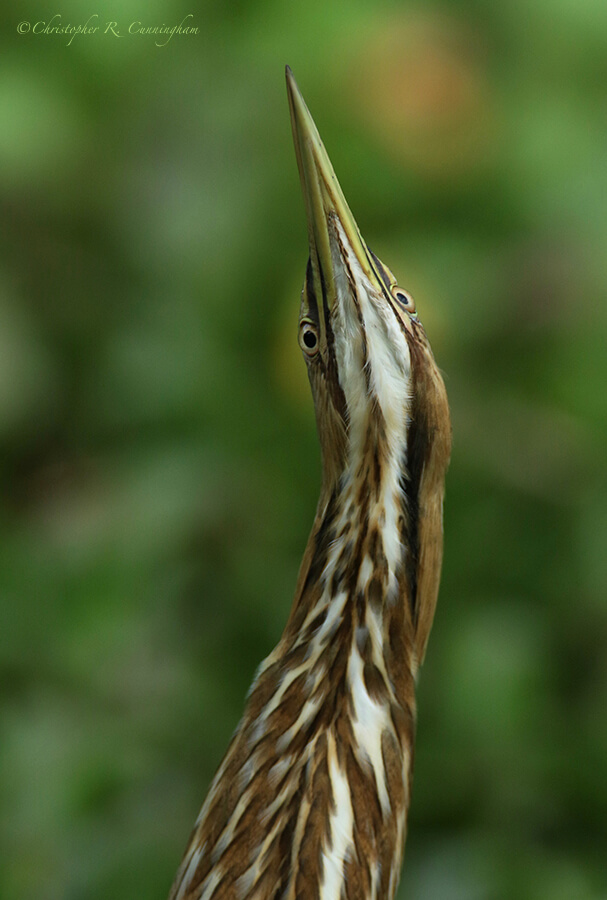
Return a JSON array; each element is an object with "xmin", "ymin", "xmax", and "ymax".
[
  {"xmin": 287, "ymin": 68, "xmax": 449, "ymax": 492},
  {"xmin": 287, "ymin": 69, "xmax": 451, "ymax": 662}
]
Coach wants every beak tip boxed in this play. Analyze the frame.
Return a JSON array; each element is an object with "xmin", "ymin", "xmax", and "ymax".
[
  {"xmin": 285, "ymin": 66, "xmax": 301, "ymax": 116},
  {"xmin": 285, "ymin": 65, "xmax": 296, "ymax": 95}
]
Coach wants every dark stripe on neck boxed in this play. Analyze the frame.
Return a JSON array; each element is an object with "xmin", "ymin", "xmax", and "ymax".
[{"xmin": 402, "ymin": 338, "xmax": 428, "ymax": 624}]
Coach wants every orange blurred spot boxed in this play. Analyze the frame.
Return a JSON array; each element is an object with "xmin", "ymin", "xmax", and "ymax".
[{"xmin": 346, "ymin": 13, "xmax": 494, "ymax": 179}]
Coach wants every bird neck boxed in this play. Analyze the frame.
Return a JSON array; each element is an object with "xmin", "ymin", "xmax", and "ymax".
[
  {"xmin": 276, "ymin": 411, "xmax": 418, "ymax": 810},
  {"xmin": 251, "ymin": 412, "xmax": 418, "ymax": 899},
  {"xmin": 288, "ymin": 409, "xmax": 414, "ymax": 661},
  {"xmin": 171, "ymin": 414, "xmax": 420, "ymax": 900}
]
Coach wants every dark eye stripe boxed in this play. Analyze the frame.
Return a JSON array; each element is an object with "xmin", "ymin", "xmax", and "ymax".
[
  {"xmin": 368, "ymin": 249, "xmax": 393, "ymax": 292},
  {"xmin": 304, "ymin": 258, "xmax": 320, "ymax": 323},
  {"xmin": 312, "ymin": 253, "xmax": 348, "ymax": 422}
]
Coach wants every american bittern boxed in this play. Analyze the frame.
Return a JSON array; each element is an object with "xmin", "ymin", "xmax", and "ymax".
[{"xmin": 169, "ymin": 68, "xmax": 451, "ymax": 900}]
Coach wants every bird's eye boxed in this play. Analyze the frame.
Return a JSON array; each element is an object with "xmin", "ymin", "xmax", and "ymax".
[
  {"xmin": 391, "ymin": 285, "xmax": 416, "ymax": 314},
  {"xmin": 299, "ymin": 320, "xmax": 319, "ymax": 356}
]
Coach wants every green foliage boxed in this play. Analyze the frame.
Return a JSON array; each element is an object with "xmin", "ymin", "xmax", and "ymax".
[{"xmin": 1, "ymin": 1, "xmax": 606, "ymax": 898}]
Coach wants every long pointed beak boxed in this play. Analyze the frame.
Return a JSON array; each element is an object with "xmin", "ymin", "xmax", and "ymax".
[{"xmin": 286, "ymin": 67, "xmax": 380, "ymax": 310}]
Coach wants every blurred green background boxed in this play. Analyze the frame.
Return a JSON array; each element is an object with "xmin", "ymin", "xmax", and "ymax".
[{"xmin": 1, "ymin": 1, "xmax": 606, "ymax": 898}]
